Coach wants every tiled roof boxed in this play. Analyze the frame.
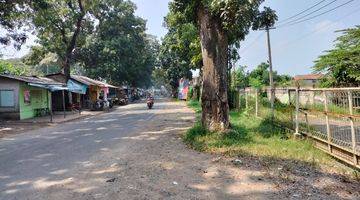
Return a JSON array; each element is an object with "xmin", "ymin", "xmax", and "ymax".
[
  {"xmin": 0, "ymin": 74, "xmax": 64, "ymax": 85},
  {"xmin": 294, "ymin": 74, "xmax": 323, "ymax": 81}
]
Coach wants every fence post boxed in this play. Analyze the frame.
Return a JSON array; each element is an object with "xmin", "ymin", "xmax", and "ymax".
[
  {"xmin": 255, "ymin": 88, "xmax": 259, "ymax": 117},
  {"xmin": 245, "ymin": 89, "xmax": 248, "ymax": 110},
  {"xmin": 294, "ymin": 88, "xmax": 300, "ymax": 136},
  {"xmin": 348, "ymin": 90, "xmax": 357, "ymax": 164},
  {"xmin": 323, "ymin": 91, "xmax": 332, "ymax": 153},
  {"xmin": 238, "ymin": 90, "xmax": 242, "ymax": 112},
  {"xmin": 305, "ymin": 112, "xmax": 310, "ymax": 134}
]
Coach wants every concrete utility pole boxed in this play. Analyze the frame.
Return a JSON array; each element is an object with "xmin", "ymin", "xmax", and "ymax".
[{"xmin": 265, "ymin": 26, "xmax": 275, "ymax": 119}]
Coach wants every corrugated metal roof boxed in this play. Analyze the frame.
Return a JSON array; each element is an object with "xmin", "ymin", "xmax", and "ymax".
[
  {"xmin": 294, "ymin": 74, "xmax": 323, "ymax": 81},
  {"xmin": 0, "ymin": 74, "xmax": 64, "ymax": 85},
  {"xmin": 71, "ymin": 75, "xmax": 118, "ymax": 88},
  {"xmin": 46, "ymin": 73, "xmax": 119, "ymax": 88}
]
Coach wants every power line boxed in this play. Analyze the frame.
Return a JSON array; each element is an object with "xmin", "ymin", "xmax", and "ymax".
[
  {"xmin": 273, "ymin": 6, "xmax": 360, "ymax": 54},
  {"xmin": 276, "ymin": 0, "xmax": 338, "ymax": 28},
  {"xmin": 280, "ymin": 0, "xmax": 356, "ymax": 28},
  {"xmin": 277, "ymin": 0, "xmax": 327, "ymax": 24},
  {"xmin": 239, "ymin": 32, "xmax": 265, "ymax": 54}
]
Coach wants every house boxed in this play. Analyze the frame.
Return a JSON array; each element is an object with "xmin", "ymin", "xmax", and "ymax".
[
  {"xmin": 0, "ymin": 74, "xmax": 65, "ymax": 120},
  {"xmin": 46, "ymin": 73, "xmax": 89, "ymax": 111},
  {"xmin": 294, "ymin": 74, "xmax": 323, "ymax": 88},
  {"xmin": 46, "ymin": 73, "xmax": 118, "ymax": 110}
]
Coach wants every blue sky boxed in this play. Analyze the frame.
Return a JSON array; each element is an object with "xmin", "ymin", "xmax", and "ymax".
[
  {"xmin": 132, "ymin": 0, "xmax": 360, "ymax": 76},
  {"xmin": 2, "ymin": 0, "xmax": 360, "ymax": 76}
]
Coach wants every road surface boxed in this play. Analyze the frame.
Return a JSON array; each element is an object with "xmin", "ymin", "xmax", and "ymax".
[
  {"xmin": 2, "ymin": 100, "xmax": 358, "ymax": 200},
  {"xmin": 0, "ymin": 100, "xmax": 278, "ymax": 200}
]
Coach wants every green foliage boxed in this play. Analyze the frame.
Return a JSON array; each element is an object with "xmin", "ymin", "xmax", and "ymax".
[
  {"xmin": 314, "ymin": 26, "xmax": 360, "ymax": 87},
  {"xmin": 27, "ymin": 0, "xmax": 95, "ymax": 72},
  {"xmin": 231, "ymin": 66, "xmax": 249, "ymax": 89},
  {"xmin": 185, "ymin": 103, "xmax": 354, "ymax": 175},
  {"xmin": 247, "ymin": 62, "xmax": 292, "ymax": 88},
  {"xmin": 0, "ymin": 0, "xmax": 29, "ymax": 49},
  {"xmin": 188, "ymin": 100, "xmax": 202, "ymax": 114},
  {"xmin": 152, "ymin": 68, "xmax": 170, "ymax": 89},
  {"xmin": 77, "ymin": 0, "xmax": 158, "ymax": 87},
  {"xmin": 15, "ymin": 0, "xmax": 157, "ymax": 86},
  {"xmin": 158, "ymin": 27, "xmax": 195, "ymax": 94},
  {"xmin": 169, "ymin": 0, "xmax": 277, "ymax": 45},
  {"xmin": 0, "ymin": 59, "xmax": 36, "ymax": 76}
]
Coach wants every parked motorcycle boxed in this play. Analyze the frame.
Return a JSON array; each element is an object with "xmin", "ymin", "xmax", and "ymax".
[
  {"xmin": 92, "ymin": 99, "xmax": 110, "ymax": 111},
  {"xmin": 107, "ymin": 98, "xmax": 115, "ymax": 109},
  {"xmin": 147, "ymin": 97, "xmax": 154, "ymax": 109}
]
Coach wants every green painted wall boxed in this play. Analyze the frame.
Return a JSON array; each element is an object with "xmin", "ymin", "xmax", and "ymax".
[{"xmin": 19, "ymin": 83, "xmax": 51, "ymax": 120}]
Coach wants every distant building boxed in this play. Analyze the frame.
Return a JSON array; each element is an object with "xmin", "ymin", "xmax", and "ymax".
[{"xmin": 294, "ymin": 74, "xmax": 323, "ymax": 88}]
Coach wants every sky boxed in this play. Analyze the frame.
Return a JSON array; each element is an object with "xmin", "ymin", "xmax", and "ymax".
[{"xmin": 1, "ymin": 0, "xmax": 360, "ymax": 76}]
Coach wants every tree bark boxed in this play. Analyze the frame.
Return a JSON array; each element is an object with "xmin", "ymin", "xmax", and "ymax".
[
  {"xmin": 197, "ymin": 6, "xmax": 229, "ymax": 132},
  {"xmin": 62, "ymin": 0, "xmax": 85, "ymax": 81}
]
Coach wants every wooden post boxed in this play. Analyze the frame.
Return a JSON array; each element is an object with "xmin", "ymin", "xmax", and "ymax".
[
  {"xmin": 288, "ymin": 89, "xmax": 291, "ymax": 105},
  {"xmin": 48, "ymin": 90, "xmax": 53, "ymax": 123},
  {"xmin": 78, "ymin": 94, "xmax": 81, "ymax": 115},
  {"xmin": 255, "ymin": 88, "xmax": 259, "ymax": 117},
  {"xmin": 295, "ymin": 88, "xmax": 300, "ymax": 136},
  {"xmin": 62, "ymin": 90, "xmax": 66, "ymax": 119},
  {"xmin": 305, "ymin": 112, "xmax": 310, "ymax": 135},
  {"xmin": 323, "ymin": 91, "xmax": 332, "ymax": 153},
  {"xmin": 238, "ymin": 90, "xmax": 242, "ymax": 112},
  {"xmin": 348, "ymin": 90, "xmax": 357, "ymax": 164},
  {"xmin": 289, "ymin": 89, "xmax": 294, "ymax": 127},
  {"xmin": 245, "ymin": 89, "xmax": 248, "ymax": 110}
]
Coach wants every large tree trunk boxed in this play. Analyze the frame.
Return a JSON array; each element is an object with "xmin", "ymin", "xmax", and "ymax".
[
  {"xmin": 197, "ymin": 6, "xmax": 229, "ymax": 132},
  {"xmin": 62, "ymin": 0, "xmax": 85, "ymax": 81}
]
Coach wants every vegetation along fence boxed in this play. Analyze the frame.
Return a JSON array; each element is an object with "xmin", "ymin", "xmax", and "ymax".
[{"xmin": 239, "ymin": 87, "xmax": 360, "ymax": 169}]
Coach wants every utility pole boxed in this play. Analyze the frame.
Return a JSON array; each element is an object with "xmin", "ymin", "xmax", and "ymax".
[{"xmin": 265, "ymin": 26, "xmax": 275, "ymax": 119}]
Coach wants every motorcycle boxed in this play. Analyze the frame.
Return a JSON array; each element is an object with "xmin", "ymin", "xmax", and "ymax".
[
  {"xmin": 147, "ymin": 97, "xmax": 154, "ymax": 109},
  {"xmin": 92, "ymin": 99, "xmax": 110, "ymax": 111}
]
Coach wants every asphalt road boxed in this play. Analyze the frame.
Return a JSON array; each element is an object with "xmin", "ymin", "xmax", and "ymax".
[
  {"xmin": 0, "ymin": 99, "xmax": 280, "ymax": 200},
  {"xmin": 1, "ymin": 100, "xmax": 359, "ymax": 200},
  {"xmin": 0, "ymin": 100, "xmax": 186, "ymax": 200}
]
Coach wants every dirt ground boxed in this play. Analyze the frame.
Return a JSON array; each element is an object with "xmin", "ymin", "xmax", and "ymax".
[
  {"xmin": 0, "ymin": 100, "xmax": 359, "ymax": 200},
  {"xmin": 0, "ymin": 123, "xmax": 49, "ymax": 138}
]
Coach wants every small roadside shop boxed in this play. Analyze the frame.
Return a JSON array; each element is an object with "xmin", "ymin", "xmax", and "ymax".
[{"xmin": 0, "ymin": 74, "xmax": 65, "ymax": 120}]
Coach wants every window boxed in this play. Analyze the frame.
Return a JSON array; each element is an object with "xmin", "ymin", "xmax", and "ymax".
[{"xmin": 0, "ymin": 90, "xmax": 15, "ymax": 107}]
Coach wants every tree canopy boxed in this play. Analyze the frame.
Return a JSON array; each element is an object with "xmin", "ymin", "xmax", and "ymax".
[
  {"xmin": 78, "ymin": 0, "xmax": 158, "ymax": 87},
  {"xmin": 1, "ymin": 0, "xmax": 158, "ymax": 87},
  {"xmin": 165, "ymin": 0, "xmax": 277, "ymax": 131},
  {"xmin": 158, "ymin": 23, "xmax": 200, "ymax": 95},
  {"xmin": 0, "ymin": 0, "xmax": 29, "ymax": 50},
  {"xmin": 313, "ymin": 26, "xmax": 360, "ymax": 87},
  {"xmin": 168, "ymin": 0, "xmax": 277, "ymax": 46}
]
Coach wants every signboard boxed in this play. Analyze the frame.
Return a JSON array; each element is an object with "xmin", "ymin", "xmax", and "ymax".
[
  {"xmin": 24, "ymin": 90, "xmax": 31, "ymax": 104},
  {"xmin": 178, "ymin": 78, "xmax": 190, "ymax": 100}
]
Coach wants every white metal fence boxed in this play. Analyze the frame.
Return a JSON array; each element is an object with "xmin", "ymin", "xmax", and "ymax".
[{"xmin": 239, "ymin": 87, "xmax": 360, "ymax": 168}]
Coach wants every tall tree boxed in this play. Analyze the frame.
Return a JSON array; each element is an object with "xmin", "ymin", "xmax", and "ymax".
[
  {"xmin": 158, "ymin": 24, "xmax": 200, "ymax": 96},
  {"xmin": 168, "ymin": 1, "xmax": 277, "ymax": 131},
  {"xmin": 78, "ymin": 0, "xmax": 158, "ymax": 87},
  {"xmin": 0, "ymin": 0, "xmax": 29, "ymax": 50},
  {"xmin": 27, "ymin": 0, "xmax": 96, "ymax": 80},
  {"xmin": 314, "ymin": 26, "xmax": 360, "ymax": 87}
]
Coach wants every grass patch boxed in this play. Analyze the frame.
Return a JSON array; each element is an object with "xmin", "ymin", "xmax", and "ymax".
[
  {"xmin": 186, "ymin": 101, "xmax": 357, "ymax": 177},
  {"xmin": 188, "ymin": 100, "xmax": 201, "ymax": 114}
]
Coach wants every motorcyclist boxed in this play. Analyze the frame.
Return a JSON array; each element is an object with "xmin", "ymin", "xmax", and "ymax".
[{"xmin": 146, "ymin": 93, "xmax": 154, "ymax": 109}]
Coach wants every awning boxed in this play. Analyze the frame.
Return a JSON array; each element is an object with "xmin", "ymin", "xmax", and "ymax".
[
  {"xmin": 28, "ymin": 83, "xmax": 68, "ymax": 92},
  {"xmin": 67, "ymin": 79, "xmax": 87, "ymax": 94}
]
